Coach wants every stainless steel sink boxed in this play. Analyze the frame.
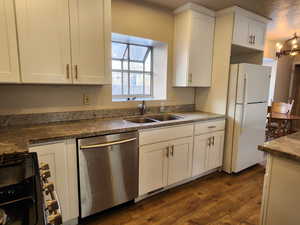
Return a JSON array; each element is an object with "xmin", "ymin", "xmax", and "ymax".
[
  {"xmin": 148, "ymin": 114, "xmax": 182, "ymax": 121},
  {"xmin": 125, "ymin": 117, "xmax": 157, "ymax": 124},
  {"xmin": 125, "ymin": 114, "xmax": 183, "ymax": 124}
]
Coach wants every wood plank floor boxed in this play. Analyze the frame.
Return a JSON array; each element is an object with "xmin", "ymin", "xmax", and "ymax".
[{"xmin": 82, "ymin": 165, "xmax": 265, "ymax": 225}]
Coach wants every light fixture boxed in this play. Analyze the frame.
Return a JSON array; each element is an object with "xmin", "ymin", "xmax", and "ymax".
[{"xmin": 276, "ymin": 33, "xmax": 300, "ymax": 58}]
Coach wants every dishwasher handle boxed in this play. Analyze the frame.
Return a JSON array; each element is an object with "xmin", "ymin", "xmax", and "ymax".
[{"xmin": 80, "ymin": 137, "xmax": 137, "ymax": 150}]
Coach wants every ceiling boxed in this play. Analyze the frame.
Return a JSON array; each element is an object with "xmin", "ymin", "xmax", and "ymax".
[{"xmin": 142, "ymin": 0, "xmax": 300, "ymax": 41}]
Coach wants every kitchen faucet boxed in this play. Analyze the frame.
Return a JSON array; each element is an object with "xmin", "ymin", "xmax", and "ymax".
[{"xmin": 138, "ymin": 100, "xmax": 146, "ymax": 115}]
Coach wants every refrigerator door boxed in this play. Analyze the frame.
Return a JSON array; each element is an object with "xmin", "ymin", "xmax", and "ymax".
[
  {"xmin": 232, "ymin": 102, "xmax": 267, "ymax": 173},
  {"xmin": 236, "ymin": 64, "xmax": 271, "ymax": 104}
]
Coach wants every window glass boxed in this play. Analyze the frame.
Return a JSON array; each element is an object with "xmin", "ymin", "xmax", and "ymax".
[
  {"xmin": 112, "ymin": 72, "xmax": 122, "ymax": 95},
  {"xmin": 112, "ymin": 42, "xmax": 127, "ymax": 59},
  {"xmin": 111, "ymin": 41, "xmax": 152, "ymax": 98},
  {"xmin": 145, "ymin": 73, "xmax": 151, "ymax": 95},
  {"xmin": 145, "ymin": 51, "xmax": 152, "ymax": 72},
  {"xmin": 130, "ymin": 62, "xmax": 143, "ymax": 71},
  {"xmin": 112, "ymin": 60, "xmax": 122, "ymax": 70},
  {"xmin": 130, "ymin": 73, "xmax": 144, "ymax": 95},
  {"xmin": 130, "ymin": 45, "xmax": 148, "ymax": 61}
]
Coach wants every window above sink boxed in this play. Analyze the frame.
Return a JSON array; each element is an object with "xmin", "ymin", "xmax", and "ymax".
[{"xmin": 112, "ymin": 33, "xmax": 168, "ymax": 102}]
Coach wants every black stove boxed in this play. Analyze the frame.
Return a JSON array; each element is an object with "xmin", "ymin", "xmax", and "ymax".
[{"xmin": 0, "ymin": 152, "xmax": 46, "ymax": 225}]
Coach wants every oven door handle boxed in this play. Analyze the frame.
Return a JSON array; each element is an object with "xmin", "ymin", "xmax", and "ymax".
[{"xmin": 80, "ymin": 137, "xmax": 137, "ymax": 150}]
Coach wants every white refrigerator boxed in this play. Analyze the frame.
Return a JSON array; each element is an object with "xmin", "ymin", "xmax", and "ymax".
[{"xmin": 224, "ymin": 63, "xmax": 271, "ymax": 173}]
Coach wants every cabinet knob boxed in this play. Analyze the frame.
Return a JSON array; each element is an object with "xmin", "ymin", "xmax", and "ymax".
[
  {"xmin": 47, "ymin": 200, "xmax": 59, "ymax": 212},
  {"xmin": 41, "ymin": 170, "xmax": 51, "ymax": 179},
  {"xmin": 66, "ymin": 64, "xmax": 70, "ymax": 79},
  {"xmin": 44, "ymin": 182, "xmax": 54, "ymax": 195},
  {"xmin": 40, "ymin": 162, "xmax": 50, "ymax": 171},
  {"xmin": 48, "ymin": 213, "xmax": 62, "ymax": 225},
  {"xmin": 75, "ymin": 65, "xmax": 78, "ymax": 80},
  {"xmin": 188, "ymin": 73, "xmax": 192, "ymax": 84}
]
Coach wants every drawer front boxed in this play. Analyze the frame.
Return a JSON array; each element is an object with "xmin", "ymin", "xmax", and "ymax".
[
  {"xmin": 139, "ymin": 124, "xmax": 194, "ymax": 146},
  {"xmin": 194, "ymin": 119, "xmax": 225, "ymax": 135}
]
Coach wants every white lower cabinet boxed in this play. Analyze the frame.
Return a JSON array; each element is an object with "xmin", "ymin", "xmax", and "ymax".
[
  {"xmin": 139, "ymin": 141, "xmax": 169, "ymax": 195},
  {"xmin": 139, "ymin": 135, "xmax": 193, "ymax": 196},
  {"xmin": 167, "ymin": 137, "xmax": 193, "ymax": 185},
  {"xmin": 193, "ymin": 131, "xmax": 225, "ymax": 176},
  {"xmin": 29, "ymin": 139, "xmax": 79, "ymax": 224}
]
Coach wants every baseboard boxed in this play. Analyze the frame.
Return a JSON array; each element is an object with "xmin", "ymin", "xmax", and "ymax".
[{"xmin": 135, "ymin": 167, "xmax": 220, "ymax": 202}]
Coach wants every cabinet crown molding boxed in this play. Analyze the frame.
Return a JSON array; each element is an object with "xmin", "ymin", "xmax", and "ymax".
[
  {"xmin": 216, "ymin": 6, "xmax": 271, "ymax": 24},
  {"xmin": 174, "ymin": 2, "xmax": 215, "ymax": 17}
]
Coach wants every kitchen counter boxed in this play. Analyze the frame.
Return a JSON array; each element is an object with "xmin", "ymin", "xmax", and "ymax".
[
  {"xmin": 258, "ymin": 132, "xmax": 300, "ymax": 162},
  {"xmin": 0, "ymin": 111, "xmax": 225, "ymax": 155},
  {"xmin": 259, "ymin": 132, "xmax": 300, "ymax": 225}
]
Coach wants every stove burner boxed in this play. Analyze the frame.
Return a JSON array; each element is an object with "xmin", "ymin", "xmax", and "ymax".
[{"xmin": 0, "ymin": 209, "xmax": 7, "ymax": 225}]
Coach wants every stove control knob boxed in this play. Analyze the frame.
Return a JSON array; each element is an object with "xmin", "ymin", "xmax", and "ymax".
[
  {"xmin": 46, "ymin": 199, "xmax": 59, "ymax": 212},
  {"xmin": 48, "ymin": 213, "xmax": 62, "ymax": 225},
  {"xmin": 43, "ymin": 182, "xmax": 54, "ymax": 195},
  {"xmin": 41, "ymin": 170, "xmax": 51, "ymax": 179},
  {"xmin": 40, "ymin": 163, "xmax": 50, "ymax": 171}
]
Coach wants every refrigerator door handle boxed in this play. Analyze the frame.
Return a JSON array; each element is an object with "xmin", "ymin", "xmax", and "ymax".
[{"xmin": 241, "ymin": 75, "xmax": 248, "ymax": 130}]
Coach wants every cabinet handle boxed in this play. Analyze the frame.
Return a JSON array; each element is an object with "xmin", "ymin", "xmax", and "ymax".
[
  {"xmin": 212, "ymin": 136, "xmax": 215, "ymax": 146},
  {"xmin": 75, "ymin": 65, "xmax": 78, "ymax": 79},
  {"xmin": 208, "ymin": 137, "xmax": 211, "ymax": 147},
  {"xmin": 166, "ymin": 147, "xmax": 170, "ymax": 158},
  {"xmin": 253, "ymin": 35, "xmax": 256, "ymax": 44},
  {"xmin": 188, "ymin": 73, "xmax": 192, "ymax": 84},
  {"xmin": 66, "ymin": 64, "xmax": 70, "ymax": 79},
  {"xmin": 208, "ymin": 126, "xmax": 216, "ymax": 129},
  {"xmin": 171, "ymin": 145, "xmax": 174, "ymax": 156},
  {"xmin": 249, "ymin": 35, "xmax": 252, "ymax": 44}
]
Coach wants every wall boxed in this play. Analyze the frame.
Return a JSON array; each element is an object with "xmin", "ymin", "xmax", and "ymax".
[
  {"xmin": 0, "ymin": 0, "xmax": 194, "ymax": 115},
  {"xmin": 264, "ymin": 40, "xmax": 293, "ymax": 102}
]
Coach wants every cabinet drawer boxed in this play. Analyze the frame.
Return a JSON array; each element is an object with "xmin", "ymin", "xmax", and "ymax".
[
  {"xmin": 194, "ymin": 120, "xmax": 225, "ymax": 135},
  {"xmin": 139, "ymin": 124, "xmax": 193, "ymax": 146}
]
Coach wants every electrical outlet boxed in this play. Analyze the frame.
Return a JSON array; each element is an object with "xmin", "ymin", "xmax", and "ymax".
[{"xmin": 83, "ymin": 94, "xmax": 90, "ymax": 105}]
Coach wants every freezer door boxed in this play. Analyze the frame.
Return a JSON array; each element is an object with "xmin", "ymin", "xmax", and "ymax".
[
  {"xmin": 232, "ymin": 102, "xmax": 267, "ymax": 172},
  {"xmin": 236, "ymin": 64, "xmax": 271, "ymax": 104}
]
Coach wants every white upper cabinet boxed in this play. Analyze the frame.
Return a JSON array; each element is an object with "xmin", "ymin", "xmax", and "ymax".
[
  {"xmin": 0, "ymin": 0, "xmax": 20, "ymax": 83},
  {"xmin": 15, "ymin": 0, "xmax": 111, "ymax": 85},
  {"xmin": 173, "ymin": 3, "xmax": 215, "ymax": 87},
  {"xmin": 69, "ymin": 0, "xmax": 111, "ymax": 85},
  {"xmin": 15, "ymin": 0, "xmax": 72, "ymax": 84},
  {"xmin": 232, "ymin": 10, "xmax": 268, "ymax": 51}
]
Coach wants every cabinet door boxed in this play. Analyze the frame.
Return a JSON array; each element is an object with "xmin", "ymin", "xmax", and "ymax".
[
  {"xmin": 192, "ymin": 134, "xmax": 210, "ymax": 176},
  {"xmin": 168, "ymin": 137, "xmax": 193, "ymax": 185},
  {"xmin": 139, "ymin": 142, "xmax": 169, "ymax": 195},
  {"xmin": 249, "ymin": 20, "xmax": 267, "ymax": 51},
  {"xmin": 232, "ymin": 14, "xmax": 251, "ymax": 48},
  {"xmin": 70, "ymin": 0, "xmax": 111, "ymax": 85},
  {"xmin": 0, "ymin": 0, "xmax": 20, "ymax": 83},
  {"xmin": 29, "ymin": 140, "xmax": 78, "ymax": 223},
  {"xmin": 15, "ymin": 0, "xmax": 72, "ymax": 84},
  {"xmin": 207, "ymin": 131, "xmax": 224, "ymax": 170},
  {"xmin": 188, "ymin": 12, "xmax": 214, "ymax": 87}
]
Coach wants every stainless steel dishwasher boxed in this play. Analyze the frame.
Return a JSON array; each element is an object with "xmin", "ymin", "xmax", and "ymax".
[{"xmin": 77, "ymin": 131, "xmax": 138, "ymax": 218}]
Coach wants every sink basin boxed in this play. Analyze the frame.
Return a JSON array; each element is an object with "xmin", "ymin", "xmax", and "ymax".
[
  {"xmin": 125, "ymin": 117, "xmax": 157, "ymax": 124},
  {"xmin": 125, "ymin": 114, "xmax": 183, "ymax": 124},
  {"xmin": 148, "ymin": 114, "xmax": 183, "ymax": 121}
]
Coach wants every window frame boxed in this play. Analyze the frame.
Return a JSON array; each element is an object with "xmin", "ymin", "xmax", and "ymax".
[{"xmin": 112, "ymin": 41, "xmax": 154, "ymax": 99}]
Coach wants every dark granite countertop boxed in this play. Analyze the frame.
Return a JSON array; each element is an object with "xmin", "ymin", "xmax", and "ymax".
[
  {"xmin": 0, "ymin": 112, "xmax": 225, "ymax": 155},
  {"xmin": 258, "ymin": 132, "xmax": 300, "ymax": 162}
]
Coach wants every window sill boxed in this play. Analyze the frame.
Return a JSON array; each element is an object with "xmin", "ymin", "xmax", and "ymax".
[{"xmin": 112, "ymin": 97, "xmax": 165, "ymax": 102}]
